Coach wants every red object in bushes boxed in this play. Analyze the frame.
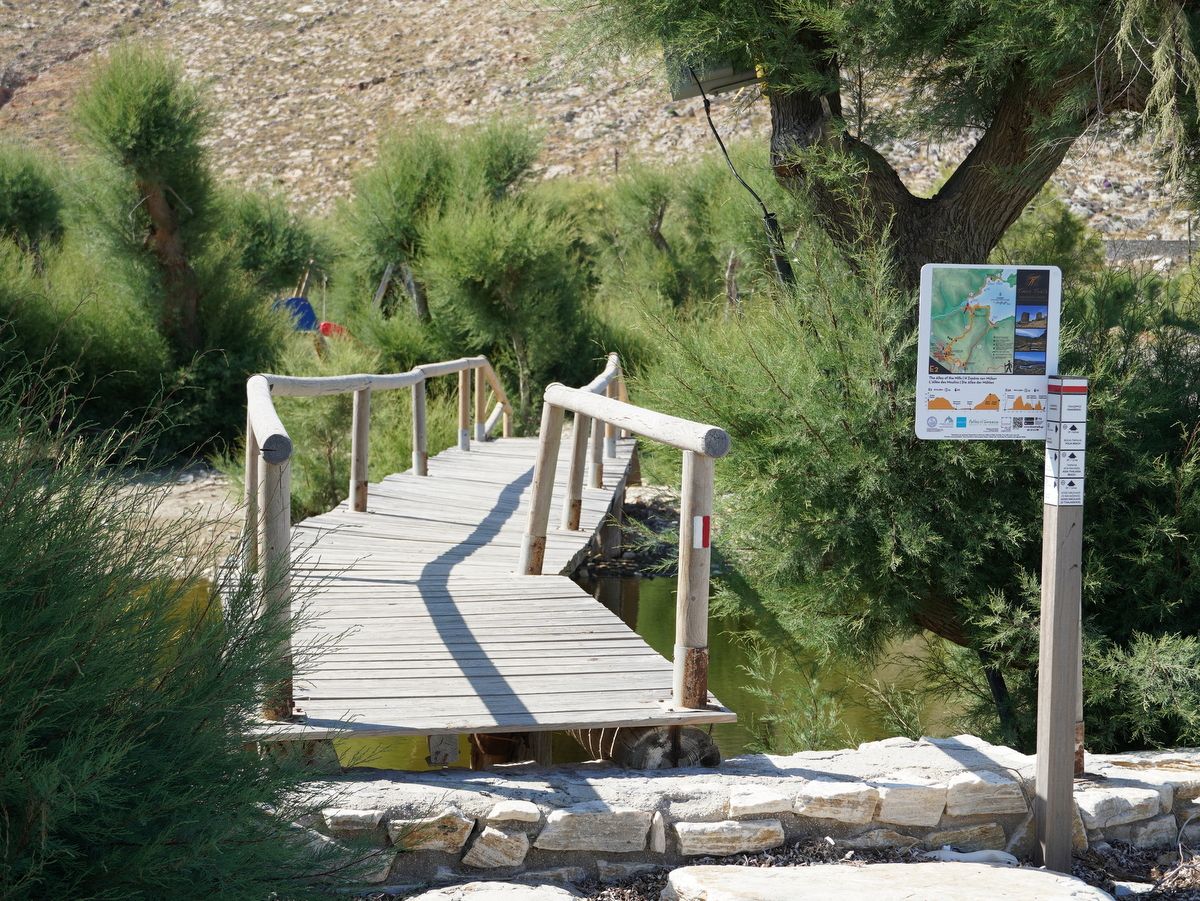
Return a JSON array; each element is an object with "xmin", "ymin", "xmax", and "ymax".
[{"xmin": 318, "ymin": 321, "xmax": 347, "ymax": 337}]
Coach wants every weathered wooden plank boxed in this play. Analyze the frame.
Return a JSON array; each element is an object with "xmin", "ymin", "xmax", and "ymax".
[
  {"xmin": 299, "ymin": 688, "xmax": 698, "ymax": 715},
  {"xmin": 249, "ymin": 704, "xmax": 737, "ymax": 740},
  {"xmin": 295, "ymin": 671, "xmax": 676, "ymax": 699}
]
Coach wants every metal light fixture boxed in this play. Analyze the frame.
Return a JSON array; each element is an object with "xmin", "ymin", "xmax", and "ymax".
[{"xmin": 666, "ymin": 53, "xmax": 759, "ymax": 101}]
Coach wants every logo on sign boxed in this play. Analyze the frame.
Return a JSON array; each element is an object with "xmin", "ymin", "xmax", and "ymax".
[
  {"xmin": 926, "ymin": 416, "xmax": 938, "ymax": 429},
  {"xmin": 956, "ymin": 417, "xmax": 967, "ymax": 428}
]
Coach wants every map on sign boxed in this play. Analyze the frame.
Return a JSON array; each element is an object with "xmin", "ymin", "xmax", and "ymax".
[
  {"xmin": 929, "ymin": 268, "xmax": 1018, "ymax": 374},
  {"xmin": 916, "ymin": 264, "xmax": 1061, "ymax": 441}
]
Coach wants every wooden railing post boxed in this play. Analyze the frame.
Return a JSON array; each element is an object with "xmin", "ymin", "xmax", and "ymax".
[
  {"xmin": 604, "ymin": 380, "xmax": 618, "ymax": 458},
  {"xmin": 458, "ymin": 368, "xmax": 470, "ymax": 451},
  {"xmin": 589, "ymin": 416, "xmax": 604, "ymax": 489},
  {"xmin": 474, "ymin": 366, "xmax": 486, "ymax": 442},
  {"xmin": 503, "ymin": 407, "xmax": 513, "ymax": 438},
  {"xmin": 617, "ymin": 371, "xmax": 632, "ymax": 438},
  {"xmin": 350, "ymin": 387, "xmax": 370, "ymax": 512},
  {"xmin": 561, "ymin": 413, "xmax": 590, "ymax": 530},
  {"xmin": 518, "ymin": 400, "xmax": 565, "ymax": 575},
  {"xmin": 259, "ymin": 457, "xmax": 293, "ymax": 720},
  {"xmin": 412, "ymin": 379, "xmax": 428, "ymax": 476},
  {"xmin": 244, "ymin": 411, "xmax": 260, "ymax": 571},
  {"xmin": 674, "ymin": 450, "xmax": 714, "ymax": 709}
]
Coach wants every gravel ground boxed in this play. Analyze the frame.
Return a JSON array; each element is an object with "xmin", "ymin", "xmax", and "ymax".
[{"xmin": 1, "ymin": 0, "xmax": 1194, "ymax": 240}]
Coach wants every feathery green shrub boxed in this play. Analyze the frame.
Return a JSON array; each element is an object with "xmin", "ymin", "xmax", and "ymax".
[
  {"xmin": 0, "ymin": 360, "xmax": 357, "ymax": 899},
  {"xmin": 423, "ymin": 198, "xmax": 588, "ymax": 426},
  {"xmin": 68, "ymin": 45, "xmax": 283, "ymax": 454},
  {"xmin": 0, "ymin": 144, "xmax": 63, "ymax": 256},
  {"xmin": 222, "ymin": 188, "xmax": 329, "ymax": 296}
]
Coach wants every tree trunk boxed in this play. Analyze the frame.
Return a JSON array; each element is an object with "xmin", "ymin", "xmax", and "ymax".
[
  {"xmin": 767, "ymin": 63, "xmax": 1090, "ymax": 293},
  {"xmin": 648, "ymin": 202, "xmax": 671, "ymax": 255},
  {"xmin": 137, "ymin": 178, "xmax": 201, "ymax": 352},
  {"xmin": 511, "ymin": 333, "xmax": 531, "ymax": 428},
  {"xmin": 399, "ymin": 261, "xmax": 431, "ymax": 322},
  {"xmin": 724, "ymin": 250, "xmax": 741, "ymax": 317},
  {"xmin": 978, "ymin": 648, "xmax": 1022, "ymax": 749}
]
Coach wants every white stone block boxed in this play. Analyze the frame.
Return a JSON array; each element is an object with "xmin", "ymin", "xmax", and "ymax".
[
  {"xmin": 728, "ymin": 786, "xmax": 792, "ymax": 817},
  {"xmin": 945, "ymin": 770, "xmax": 1028, "ymax": 816},
  {"xmin": 875, "ymin": 776, "xmax": 947, "ymax": 826},
  {"xmin": 1076, "ymin": 785, "xmax": 1163, "ymax": 830},
  {"xmin": 649, "ymin": 811, "xmax": 666, "ymax": 853},
  {"xmin": 487, "ymin": 800, "xmax": 541, "ymax": 824},
  {"xmin": 674, "ymin": 819, "xmax": 785, "ymax": 856},
  {"xmin": 793, "ymin": 779, "xmax": 878, "ymax": 824},
  {"xmin": 533, "ymin": 802, "xmax": 650, "ymax": 852},
  {"xmin": 407, "ymin": 882, "xmax": 582, "ymax": 900},
  {"xmin": 923, "ymin": 822, "xmax": 1007, "ymax": 852},
  {"xmin": 841, "ymin": 828, "xmax": 919, "ymax": 850},
  {"xmin": 388, "ymin": 805, "xmax": 475, "ymax": 852},
  {"xmin": 462, "ymin": 826, "xmax": 530, "ymax": 868},
  {"xmin": 1131, "ymin": 814, "xmax": 1178, "ymax": 849},
  {"xmin": 661, "ymin": 862, "xmax": 1114, "ymax": 900},
  {"xmin": 322, "ymin": 807, "xmax": 385, "ymax": 834}
]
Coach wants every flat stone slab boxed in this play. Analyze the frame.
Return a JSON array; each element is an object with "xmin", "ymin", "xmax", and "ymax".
[
  {"xmin": 533, "ymin": 802, "xmax": 650, "ymax": 852},
  {"xmin": 674, "ymin": 819, "xmax": 785, "ymax": 856},
  {"xmin": 661, "ymin": 863, "xmax": 1113, "ymax": 900},
  {"xmin": 409, "ymin": 883, "xmax": 581, "ymax": 900}
]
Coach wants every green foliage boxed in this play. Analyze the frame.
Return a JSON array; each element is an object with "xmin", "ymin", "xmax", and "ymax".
[
  {"xmin": 331, "ymin": 119, "xmax": 542, "ymax": 324},
  {"xmin": 991, "ymin": 187, "xmax": 1105, "ymax": 285},
  {"xmin": 0, "ymin": 362, "xmax": 358, "ymax": 899},
  {"xmin": 455, "ymin": 120, "xmax": 541, "ymax": 203},
  {"xmin": 639, "ymin": 208, "xmax": 1200, "ymax": 752},
  {"xmin": 75, "ymin": 45, "xmax": 211, "ymax": 214},
  {"xmin": 334, "ymin": 127, "xmax": 454, "ymax": 315},
  {"xmin": 0, "ymin": 144, "xmax": 63, "ymax": 255},
  {"xmin": 0, "ymin": 235, "xmax": 172, "ymax": 431},
  {"xmin": 221, "ymin": 188, "xmax": 329, "ymax": 295},
  {"xmin": 738, "ymin": 637, "xmax": 853, "ymax": 753},
  {"xmin": 595, "ymin": 147, "xmax": 797, "ymax": 312},
  {"xmin": 423, "ymin": 198, "xmax": 588, "ymax": 424},
  {"xmin": 63, "ymin": 46, "xmax": 284, "ymax": 454}
]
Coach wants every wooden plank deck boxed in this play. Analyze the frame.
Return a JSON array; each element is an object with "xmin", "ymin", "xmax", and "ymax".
[{"xmin": 262, "ymin": 432, "xmax": 734, "ymax": 739}]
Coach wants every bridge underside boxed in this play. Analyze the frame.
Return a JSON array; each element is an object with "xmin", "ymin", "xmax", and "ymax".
[{"xmin": 250, "ymin": 435, "xmax": 734, "ymax": 741}]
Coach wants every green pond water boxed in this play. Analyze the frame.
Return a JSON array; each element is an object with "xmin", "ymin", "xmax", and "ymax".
[{"xmin": 335, "ymin": 575, "xmax": 951, "ymax": 770}]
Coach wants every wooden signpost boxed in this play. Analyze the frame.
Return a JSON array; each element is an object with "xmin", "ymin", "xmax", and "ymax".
[
  {"xmin": 915, "ymin": 265, "xmax": 1085, "ymax": 873},
  {"xmin": 1036, "ymin": 375, "xmax": 1089, "ymax": 871}
]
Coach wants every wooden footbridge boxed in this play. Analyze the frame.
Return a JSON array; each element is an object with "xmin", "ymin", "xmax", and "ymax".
[{"xmin": 242, "ymin": 353, "xmax": 734, "ymax": 766}]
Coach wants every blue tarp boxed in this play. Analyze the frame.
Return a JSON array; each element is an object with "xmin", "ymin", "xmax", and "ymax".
[{"xmin": 273, "ymin": 295, "xmax": 318, "ymax": 331}]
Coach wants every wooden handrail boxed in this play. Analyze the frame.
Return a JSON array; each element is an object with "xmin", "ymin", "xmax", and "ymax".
[
  {"xmin": 242, "ymin": 353, "xmax": 515, "ymax": 721},
  {"xmin": 542, "ymin": 383, "xmax": 730, "ymax": 457},
  {"xmin": 519, "ymin": 356, "xmax": 729, "ymax": 711}
]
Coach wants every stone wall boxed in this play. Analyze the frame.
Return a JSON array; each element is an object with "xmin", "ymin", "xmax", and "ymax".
[{"xmin": 305, "ymin": 735, "xmax": 1200, "ymax": 889}]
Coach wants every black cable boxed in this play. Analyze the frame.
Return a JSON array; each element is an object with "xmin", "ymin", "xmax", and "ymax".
[{"xmin": 689, "ymin": 66, "xmax": 795, "ymax": 287}]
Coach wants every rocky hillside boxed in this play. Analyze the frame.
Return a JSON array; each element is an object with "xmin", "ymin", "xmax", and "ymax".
[{"xmin": 0, "ymin": 0, "xmax": 1192, "ymax": 242}]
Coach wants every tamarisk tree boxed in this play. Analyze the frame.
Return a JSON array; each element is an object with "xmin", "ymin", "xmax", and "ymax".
[{"xmin": 560, "ymin": 0, "xmax": 1200, "ymax": 289}]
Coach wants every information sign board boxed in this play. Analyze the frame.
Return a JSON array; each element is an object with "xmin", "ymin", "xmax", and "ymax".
[{"xmin": 916, "ymin": 264, "xmax": 1062, "ymax": 440}]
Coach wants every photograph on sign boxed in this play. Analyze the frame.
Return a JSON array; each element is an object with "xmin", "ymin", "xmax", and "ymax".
[{"xmin": 915, "ymin": 264, "xmax": 1061, "ymax": 440}]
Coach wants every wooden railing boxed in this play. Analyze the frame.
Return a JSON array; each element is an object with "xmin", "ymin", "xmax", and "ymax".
[
  {"xmin": 517, "ymin": 358, "xmax": 731, "ymax": 711},
  {"xmin": 243, "ymin": 355, "xmax": 513, "ymax": 720}
]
